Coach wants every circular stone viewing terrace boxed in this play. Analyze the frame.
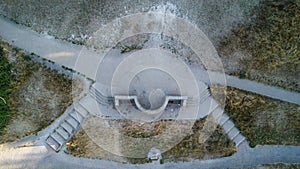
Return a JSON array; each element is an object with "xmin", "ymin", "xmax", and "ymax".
[
  {"xmin": 114, "ymin": 67, "xmax": 187, "ymax": 121},
  {"xmin": 87, "ymin": 48, "xmax": 217, "ymax": 122}
]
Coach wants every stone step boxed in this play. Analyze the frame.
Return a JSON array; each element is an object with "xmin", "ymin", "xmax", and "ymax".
[
  {"xmin": 46, "ymin": 136, "xmax": 61, "ymax": 152},
  {"xmin": 199, "ymin": 89, "xmax": 211, "ymax": 104},
  {"xmin": 230, "ymin": 131, "xmax": 240, "ymax": 141},
  {"xmin": 219, "ymin": 114, "xmax": 230, "ymax": 126},
  {"xmin": 233, "ymin": 134, "xmax": 246, "ymax": 147},
  {"xmin": 90, "ymin": 86, "xmax": 113, "ymax": 99},
  {"xmin": 89, "ymin": 91, "xmax": 111, "ymax": 104},
  {"xmin": 223, "ymin": 120, "xmax": 235, "ymax": 133},
  {"xmin": 65, "ymin": 117, "xmax": 79, "ymax": 129},
  {"xmin": 50, "ymin": 132, "xmax": 65, "ymax": 146},
  {"xmin": 89, "ymin": 87, "xmax": 113, "ymax": 103},
  {"xmin": 61, "ymin": 121, "xmax": 74, "ymax": 134},
  {"xmin": 210, "ymin": 106, "xmax": 223, "ymax": 120},
  {"xmin": 227, "ymin": 127, "xmax": 240, "ymax": 140},
  {"xmin": 78, "ymin": 101, "xmax": 95, "ymax": 116},
  {"xmin": 56, "ymin": 127, "xmax": 70, "ymax": 140},
  {"xmin": 75, "ymin": 104, "xmax": 89, "ymax": 117},
  {"xmin": 69, "ymin": 111, "xmax": 84, "ymax": 123},
  {"xmin": 78, "ymin": 97, "xmax": 122, "ymax": 119},
  {"xmin": 91, "ymin": 95, "xmax": 113, "ymax": 106}
]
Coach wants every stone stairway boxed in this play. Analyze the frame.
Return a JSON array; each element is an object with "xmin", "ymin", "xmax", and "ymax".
[
  {"xmin": 186, "ymin": 88, "xmax": 211, "ymax": 106},
  {"xmin": 80, "ymin": 94, "xmax": 123, "ymax": 119},
  {"xmin": 199, "ymin": 89, "xmax": 211, "ymax": 104},
  {"xmin": 211, "ymin": 107, "xmax": 247, "ymax": 147},
  {"xmin": 45, "ymin": 104, "xmax": 90, "ymax": 152},
  {"xmin": 89, "ymin": 85, "xmax": 114, "ymax": 106}
]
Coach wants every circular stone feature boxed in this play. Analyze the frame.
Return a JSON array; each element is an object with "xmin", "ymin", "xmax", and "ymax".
[{"xmin": 129, "ymin": 68, "xmax": 180, "ymax": 110}]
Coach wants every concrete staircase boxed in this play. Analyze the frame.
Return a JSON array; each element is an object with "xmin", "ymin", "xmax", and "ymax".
[
  {"xmin": 211, "ymin": 107, "xmax": 247, "ymax": 147},
  {"xmin": 87, "ymin": 85, "xmax": 123, "ymax": 119},
  {"xmin": 45, "ymin": 104, "xmax": 89, "ymax": 152},
  {"xmin": 186, "ymin": 88, "xmax": 211, "ymax": 106},
  {"xmin": 89, "ymin": 85, "xmax": 114, "ymax": 106}
]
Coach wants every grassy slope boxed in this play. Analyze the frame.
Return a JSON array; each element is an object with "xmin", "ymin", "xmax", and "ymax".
[
  {"xmin": 219, "ymin": 0, "xmax": 300, "ymax": 91},
  {"xmin": 0, "ymin": 40, "xmax": 75, "ymax": 143},
  {"xmin": 221, "ymin": 86, "xmax": 300, "ymax": 147}
]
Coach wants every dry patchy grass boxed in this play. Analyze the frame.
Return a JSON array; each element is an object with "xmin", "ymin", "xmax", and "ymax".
[
  {"xmin": 211, "ymin": 85, "xmax": 300, "ymax": 147},
  {"xmin": 67, "ymin": 118, "xmax": 236, "ymax": 164},
  {"xmin": 0, "ymin": 40, "xmax": 81, "ymax": 143}
]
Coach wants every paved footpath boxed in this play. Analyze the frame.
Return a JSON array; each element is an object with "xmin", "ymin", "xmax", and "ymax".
[{"xmin": 1, "ymin": 140, "xmax": 299, "ymax": 169}]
